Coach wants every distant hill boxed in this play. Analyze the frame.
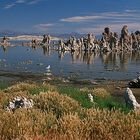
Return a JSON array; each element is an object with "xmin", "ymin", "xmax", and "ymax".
[
  {"xmin": 52, "ymin": 32, "xmax": 85, "ymax": 39},
  {"xmin": 0, "ymin": 30, "xmax": 42, "ymax": 37},
  {"xmin": 0, "ymin": 30, "xmax": 102, "ymax": 40},
  {"xmin": 8, "ymin": 35, "xmax": 60, "ymax": 41}
]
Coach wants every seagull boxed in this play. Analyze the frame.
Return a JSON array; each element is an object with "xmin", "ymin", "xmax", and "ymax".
[
  {"xmin": 46, "ymin": 65, "xmax": 51, "ymax": 72},
  {"xmin": 46, "ymin": 65, "xmax": 50, "ymax": 70}
]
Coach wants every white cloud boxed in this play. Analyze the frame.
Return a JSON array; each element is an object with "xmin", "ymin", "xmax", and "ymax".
[
  {"xmin": 4, "ymin": 4, "xmax": 16, "ymax": 9},
  {"xmin": 60, "ymin": 11, "xmax": 139, "ymax": 23},
  {"xmin": 16, "ymin": 0, "xmax": 26, "ymax": 4},
  {"xmin": 3, "ymin": 0, "xmax": 43, "ymax": 9},
  {"xmin": 28, "ymin": 0, "xmax": 42, "ymax": 5},
  {"xmin": 58, "ymin": 10, "xmax": 140, "ymax": 34},
  {"xmin": 125, "ymin": 9, "xmax": 139, "ymax": 13},
  {"xmin": 60, "ymin": 15, "xmax": 103, "ymax": 22},
  {"xmin": 77, "ymin": 23, "xmax": 140, "ymax": 35},
  {"xmin": 34, "ymin": 23, "xmax": 54, "ymax": 31}
]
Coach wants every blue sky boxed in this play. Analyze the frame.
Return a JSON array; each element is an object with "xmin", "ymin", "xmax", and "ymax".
[{"xmin": 0, "ymin": 0, "xmax": 140, "ymax": 34}]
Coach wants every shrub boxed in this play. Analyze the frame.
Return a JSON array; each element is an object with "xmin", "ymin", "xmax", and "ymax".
[
  {"xmin": 4, "ymin": 82, "xmax": 37, "ymax": 93},
  {"xmin": 81, "ymin": 108, "xmax": 140, "ymax": 140},
  {"xmin": 0, "ymin": 109, "xmax": 57, "ymax": 140},
  {"xmin": 92, "ymin": 88, "xmax": 110, "ymax": 98},
  {"xmin": 58, "ymin": 86, "xmax": 94, "ymax": 108},
  {"xmin": 0, "ymin": 91, "xmax": 9, "ymax": 109},
  {"xmin": 28, "ymin": 83, "xmax": 56, "ymax": 95},
  {"xmin": 57, "ymin": 113, "xmax": 82, "ymax": 139},
  {"xmin": 34, "ymin": 91, "xmax": 80, "ymax": 117}
]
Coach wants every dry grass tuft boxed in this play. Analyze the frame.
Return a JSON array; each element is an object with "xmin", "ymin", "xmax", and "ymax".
[
  {"xmin": 80, "ymin": 87, "xmax": 91, "ymax": 93},
  {"xmin": 4, "ymin": 82, "xmax": 37, "ymax": 93},
  {"xmin": 0, "ymin": 109, "xmax": 57, "ymax": 140},
  {"xmin": 92, "ymin": 88, "xmax": 110, "ymax": 98},
  {"xmin": 58, "ymin": 113, "xmax": 82, "ymax": 138},
  {"xmin": 0, "ymin": 91, "xmax": 9, "ymax": 109},
  {"xmin": 34, "ymin": 91, "xmax": 80, "ymax": 117}
]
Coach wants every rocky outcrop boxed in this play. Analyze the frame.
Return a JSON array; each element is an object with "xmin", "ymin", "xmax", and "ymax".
[
  {"xmin": 128, "ymin": 76, "xmax": 140, "ymax": 88},
  {"xmin": 124, "ymin": 87, "xmax": 140, "ymax": 110}
]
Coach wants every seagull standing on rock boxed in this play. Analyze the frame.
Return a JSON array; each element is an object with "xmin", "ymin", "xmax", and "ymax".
[
  {"xmin": 46, "ymin": 65, "xmax": 51, "ymax": 71},
  {"xmin": 44, "ymin": 65, "xmax": 52, "ymax": 76}
]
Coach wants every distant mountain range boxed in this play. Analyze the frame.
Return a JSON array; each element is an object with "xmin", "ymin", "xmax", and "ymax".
[
  {"xmin": 0, "ymin": 30, "xmax": 102, "ymax": 40},
  {"xmin": 0, "ymin": 30, "xmax": 40, "ymax": 36}
]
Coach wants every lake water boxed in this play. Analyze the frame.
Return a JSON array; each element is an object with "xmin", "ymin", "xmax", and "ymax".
[{"xmin": 0, "ymin": 45, "xmax": 140, "ymax": 80}]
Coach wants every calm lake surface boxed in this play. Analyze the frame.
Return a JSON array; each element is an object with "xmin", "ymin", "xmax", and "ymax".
[{"xmin": 0, "ymin": 45, "xmax": 140, "ymax": 80}]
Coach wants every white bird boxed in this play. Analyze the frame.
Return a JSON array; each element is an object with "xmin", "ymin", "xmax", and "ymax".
[
  {"xmin": 46, "ymin": 65, "xmax": 50, "ymax": 70},
  {"xmin": 88, "ymin": 93, "xmax": 94, "ymax": 103}
]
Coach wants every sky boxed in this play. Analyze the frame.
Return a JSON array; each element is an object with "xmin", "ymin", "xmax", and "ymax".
[{"xmin": 0, "ymin": 0, "xmax": 140, "ymax": 35}]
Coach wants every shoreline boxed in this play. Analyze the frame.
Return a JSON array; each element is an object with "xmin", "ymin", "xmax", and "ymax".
[
  {"xmin": 1, "ymin": 70, "xmax": 140, "ymax": 99},
  {"xmin": 0, "ymin": 70, "xmax": 130, "ymax": 83}
]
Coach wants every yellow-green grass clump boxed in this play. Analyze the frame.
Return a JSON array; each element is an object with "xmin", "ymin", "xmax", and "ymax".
[
  {"xmin": 57, "ymin": 113, "xmax": 82, "ymax": 139},
  {"xmin": 34, "ymin": 91, "xmax": 80, "ymax": 117},
  {"xmin": 4, "ymin": 82, "xmax": 37, "ymax": 93},
  {"xmin": 0, "ymin": 109, "xmax": 57, "ymax": 140},
  {"xmin": 91, "ymin": 88, "xmax": 110, "ymax": 98},
  {"xmin": 28, "ymin": 83, "xmax": 56, "ymax": 95}
]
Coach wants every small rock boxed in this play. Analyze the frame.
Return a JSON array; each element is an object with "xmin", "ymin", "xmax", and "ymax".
[{"xmin": 88, "ymin": 94, "xmax": 94, "ymax": 103}]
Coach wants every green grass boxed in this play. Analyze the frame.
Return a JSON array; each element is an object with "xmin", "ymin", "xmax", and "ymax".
[
  {"xmin": 18, "ymin": 83, "xmax": 129, "ymax": 113},
  {"xmin": 57, "ymin": 86, "xmax": 94, "ymax": 108},
  {"xmin": 94, "ymin": 96, "xmax": 129, "ymax": 113},
  {"xmin": 28, "ymin": 86, "xmax": 49, "ymax": 95},
  {"xmin": 57, "ymin": 85, "xmax": 129, "ymax": 112},
  {"xmin": 0, "ymin": 82, "xmax": 10, "ymax": 90}
]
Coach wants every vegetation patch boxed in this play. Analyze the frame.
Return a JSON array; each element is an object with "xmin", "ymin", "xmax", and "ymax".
[
  {"xmin": 57, "ymin": 86, "xmax": 94, "ymax": 108},
  {"xmin": 0, "ymin": 82, "xmax": 10, "ymax": 90},
  {"xmin": 0, "ymin": 81, "xmax": 138, "ymax": 139}
]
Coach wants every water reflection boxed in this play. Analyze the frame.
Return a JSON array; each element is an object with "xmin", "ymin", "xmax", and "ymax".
[
  {"xmin": 2, "ymin": 45, "xmax": 8, "ymax": 53},
  {"xmin": 57, "ymin": 50, "xmax": 140, "ymax": 72},
  {"xmin": 58, "ymin": 51, "xmax": 65, "ymax": 60},
  {"xmin": 101, "ymin": 51, "xmax": 130, "ymax": 71},
  {"xmin": 0, "ymin": 45, "xmax": 140, "ymax": 80},
  {"xmin": 42, "ymin": 45, "xmax": 51, "ymax": 56}
]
